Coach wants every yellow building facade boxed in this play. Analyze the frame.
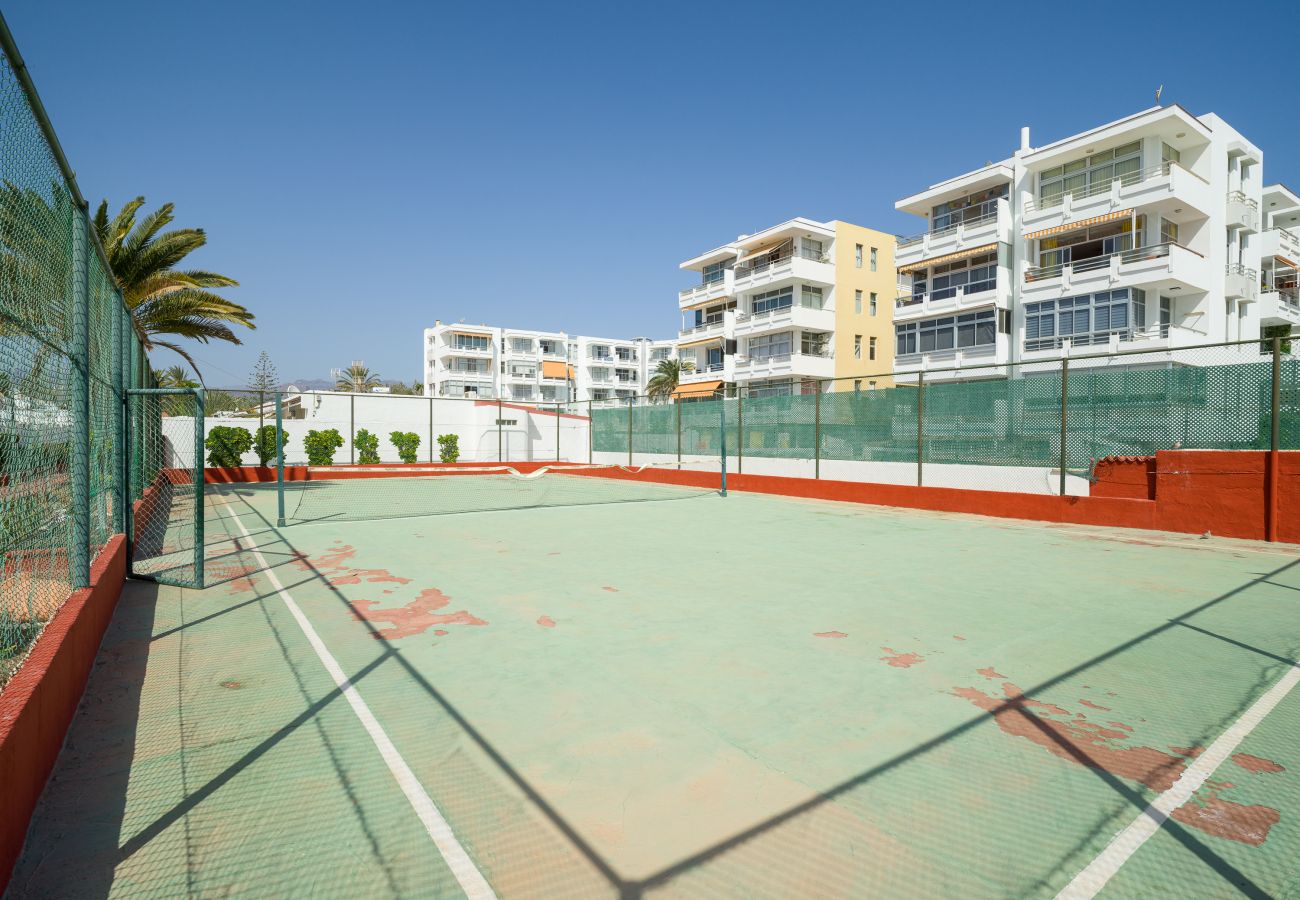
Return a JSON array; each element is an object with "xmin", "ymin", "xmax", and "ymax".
[{"xmin": 830, "ymin": 221, "xmax": 897, "ymax": 390}]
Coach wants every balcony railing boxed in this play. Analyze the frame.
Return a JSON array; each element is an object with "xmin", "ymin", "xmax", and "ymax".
[
  {"xmin": 897, "ymin": 200, "xmax": 1001, "ymax": 248},
  {"xmin": 1227, "ymin": 262, "xmax": 1258, "ymax": 280},
  {"xmin": 734, "ymin": 246, "xmax": 828, "ymax": 279},
  {"xmin": 1023, "ymin": 162, "xmax": 1205, "ymax": 214},
  {"xmin": 679, "ymin": 321, "xmax": 723, "ymax": 336},
  {"xmin": 1024, "ymin": 323, "xmax": 1179, "ymax": 353},
  {"xmin": 736, "ymin": 349, "xmax": 832, "ymax": 367},
  {"xmin": 1024, "ymin": 242, "xmax": 1196, "ymax": 282},
  {"xmin": 1227, "ymin": 190, "xmax": 1259, "ymax": 210}
]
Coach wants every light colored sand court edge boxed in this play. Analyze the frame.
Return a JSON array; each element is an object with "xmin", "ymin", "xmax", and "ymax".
[
  {"xmin": 1058, "ymin": 659, "xmax": 1300, "ymax": 899},
  {"xmin": 216, "ymin": 492, "xmax": 496, "ymax": 899}
]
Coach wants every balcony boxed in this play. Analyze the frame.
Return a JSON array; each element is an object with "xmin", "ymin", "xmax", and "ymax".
[
  {"xmin": 1023, "ymin": 242, "xmax": 1209, "ymax": 299},
  {"xmin": 1020, "ymin": 323, "xmax": 1208, "ymax": 361},
  {"xmin": 733, "ymin": 350, "xmax": 834, "ymax": 381},
  {"xmin": 733, "ymin": 303, "xmax": 835, "ymax": 337},
  {"xmin": 1225, "ymin": 263, "xmax": 1259, "ymax": 301},
  {"xmin": 893, "ymin": 271, "xmax": 1010, "ymax": 322},
  {"xmin": 1261, "ymin": 227, "xmax": 1300, "ymax": 262},
  {"xmin": 731, "ymin": 248, "xmax": 834, "ymax": 292},
  {"xmin": 1258, "ymin": 288, "xmax": 1300, "ymax": 326},
  {"xmin": 679, "ymin": 320, "xmax": 726, "ymax": 340},
  {"xmin": 1227, "ymin": 191, "xmax": 1260, "ymax": 233},
  {"xmin": 680, "ymin": 362, "xmax": 726, "ymax": 383},
  {"xmin": 1022, "ymin": 163, "xmax": 1212, "ymax": 233},
  {"xmin": 679, "ymin": 272, "xmax": 733, "ymax": 310},
  {"xmin": 895, "ymin": 199, "xmax": 1011, "ymax": 269},
  {"xmin": 442, "ymin": 342, "xmax": 493, "ymax": 357}
]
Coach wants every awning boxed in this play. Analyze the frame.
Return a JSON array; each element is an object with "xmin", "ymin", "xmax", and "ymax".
[
  {"xmin": 1024, "ymin": 209, "xmax": 1134, "ymax": 241},
  {"xmin": 451, "ymin": 329, "xmax": 491, "ymax": 338},
  {"xmin": 897, "ymin": 242, "xmax": 998, "ymax": 274},
  {"xmin": 677, "ymin": 334, "xmax": 724, "ymax": 349},
  {"xmin": 541, "ymin": 360, "xmax": 573, "ymax": 379},
  {"xmin": 1275, "ymin": 255, "xmax": 1299, "ymax": 270},
  {"xmin": 672, "ymin": 379, "xmax": 724, "ymax": 398},
  {"xmin": 736, "ymin": 238, "xmax": 792, "ymax": 265}
]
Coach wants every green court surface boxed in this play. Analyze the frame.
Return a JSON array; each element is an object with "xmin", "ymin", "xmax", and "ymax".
[{"xmin": 9, "ymin": 477, "xmax": 1300, "ymax": 898}]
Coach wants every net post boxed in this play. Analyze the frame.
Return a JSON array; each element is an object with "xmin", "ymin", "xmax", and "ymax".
[
  {"xmin": 1059, "ymin": 357, "xmax": 1069, "ymax": 497},
  {"xmin": 349, "ymin": 393, "xmax": 355, "ymax": 464},
  {"xmin": 719, "ymin": 391, "xmax": 727, "ymax": 496},
  {"xmin": 556, "ymin": 402, "xmax": 561, "ymax": 462},
  {"xmin": 676, "ymin": 399, "xmax": 682, "ymax": 470},
  {"xmin": 192, "ymin": 388, "xmax": 206, "ymax": 587},
  {"xmin": 498, "ymin": 398, "xmax": 504, "ymax": 462},
  {"xmin": 916, "ymin": 371, "xmax": 925, "ymax": 488},
  {"xmin": 627, "ymin": 396, "xmax": 633, "ymax": 467},
  {"xmin": 1268, "ymin": 336, "xmax": 1282, "ymax": 541},
  {"xmin": 814, "ymin": 382, "xmax": 821, "ymax": 480},
  {"xmin": 70, "ymin": 206, "xmax": 90, "ymax": 588},
  {"xmin": 276, "ymin": 393, "xmax": 286, "ymax": 527},
  {"xmin": 737, "ymin": 387, "xmax": 743, "ymax": 475},
  {"xmin": 428, "ymin": 395, "xmax": 434, "ymax": 462}
]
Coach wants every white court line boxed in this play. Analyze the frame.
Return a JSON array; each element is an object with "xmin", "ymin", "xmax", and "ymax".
[
  {"xmin": 1057, "ymin": 660, "xmax": 1300, "ymax": 898},
  {"xmin": 215, "ymin": 490, "xmax": 496, "ymax": 899}
]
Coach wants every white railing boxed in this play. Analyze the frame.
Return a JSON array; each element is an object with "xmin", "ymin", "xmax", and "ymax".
[
  {"xmin": 1024, "ymin": 242, "xmax": 1198, "ymax": 283},
  {"xmin": 1226, "ymin": 263, "xmax": 1257, "ymax": 280},
  {"xmin": 896, "ymin": 200, "xmax": 1001, "ymax": 248},
  {"xmin": 1023, "ymin": 162, "xmax": 1205, "ymax": 214},
  {"xmin": 1227, "ymin": 190, "xmax": 1259, "ymax": 210}
]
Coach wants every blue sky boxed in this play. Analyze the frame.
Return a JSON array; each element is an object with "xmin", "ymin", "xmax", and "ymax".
[{"xmin": 10, "ymin": 0, "xmax": 1300, "ymax": 386}]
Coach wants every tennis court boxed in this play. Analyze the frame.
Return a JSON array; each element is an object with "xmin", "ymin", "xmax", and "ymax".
[{"xmin": 8, "ymin": 469, "xmax": 1300, "ymax": 898}]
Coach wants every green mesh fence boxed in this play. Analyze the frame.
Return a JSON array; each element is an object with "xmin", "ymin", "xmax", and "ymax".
[{"xmin": 0, "ymin": 36, "xmax": 156, "ymax": 684}]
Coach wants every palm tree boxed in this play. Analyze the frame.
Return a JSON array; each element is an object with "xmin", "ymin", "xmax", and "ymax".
[
  {"xmin": 94, "ymin": 197, "xmax": 253, "ymax": 378},
  {"xmin": 336, "ymin": 363, "xmax": 381, "ymax": 393},
  {"xmin": 154, "ymin": 365, "xmax": 199, "ymax": 388},
  {"xmin": 646, "ymin": 358, "xmax": 694, "ymax": 401}
]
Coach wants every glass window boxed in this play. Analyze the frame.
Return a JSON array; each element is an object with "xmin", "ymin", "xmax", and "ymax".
[
  {"xmin": 870, "ymin": 292, "xmax": 878, "ymax": 316},
  {"xmin": 800, "ymin": 237, "xmax": 824, "ymax": 260},
  {"xmin": 1038, "ymin": 142, "xmax": 1143, "ymax": 207},
  {"xmin": 855, "ymin": 244, "xmax": 863, "ymax": 268},
  {"xmin": 1024, "ymin": 289, "xmax": 1142, "ymax": 350},
  {"xmin": 752, "ymin": 287, "xmax": 794, "ymax": 315},
  {"xmin": 854, "ymin": 335, "xmax": 862, "ymax": 359},
  {"xmin": 800, "ymin": 285, "xmax": 824, "ymax": 309},
  {"xmin": 749, "ymin": 332, "xmax": 793, "ymax": 361},
  {"xmin": 869, "ymin": 336, "xmax": 877, "ymax": 360},
  {"xmin": 702, "ymin": 259, "xmax": 730, "ymax": 285},
  {"xmin": 896, "ymin": 309, "xmax": 995, "ymax": 355},
  {"xmin": 800, "ymin": 332, "xmax": 829, "ymax": 356},
  {"xmin": 870, "ymin": 247, "xmax": 878, "ymax": 271},
  {"xmin": 854, "ymin": 289, "xmax": 862, "ymax": 314},
  {"xmin": 1160, "ymin": 218, "xmax": 1179, "ymax": 245}
]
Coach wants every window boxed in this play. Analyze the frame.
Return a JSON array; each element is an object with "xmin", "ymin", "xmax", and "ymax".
[
  {"xmin": 1159, "ymin": 296, "xmax": 1172, "ymax": 337},
  {"xmin": 749, "ymin": 332, "xmax": 793, "ymax": 362},
  {"xmin": 799, "ymin": 237, "xmax": 824, "ymax": 260},
  {"xmin": 855, "ymin": 244, "xmax": 863, "ymax": 268},
  {"xmin": 854, "ymin": 335, "xmax": 862, "ymax": 359},
  {"xmin": 1160, "ymin": 218, "xmax": 1179, "ymax": 246},
  {"xmin": 800, "ymin": 285, "xmax": 824, "ymax": 309},
  {"xmin": 453, "ymin": 333, "xmax": 490, "ymax": 351},
  {"xmin": 752, "ymin": 286, "xmax": 794, "ymax": 315},
  {"xmin": 868, "ymin": 380, "xmax": 877, "ymax": 390},
  {"xmin": 702, "ymin": 259, "xmax": 730, "ymax": 285},
  {"xmin": 869, "ymin": 336, "xmax": 877, "ymax": 360},
  {"xmin": 870, "ymin": 292, "xmax": 878, "ymax": 316},
  {"xmin": 1024, "ymin": 289, "xmax": 1146, "ymax": 350},
  {"xmin": 896, "ymin": 309, "xmax": 996, "ymax": 355},
  {"xmin": 747, "ymin": 379, "xmax": 795, "ymax": 398},
  {"xmin": 854, "ymin": 290, "xmax": 863, "ymax": 314},
  {"xmin": 706, "ymin": 346, "xmax": 723, "ymax": 370},
  {"xmin": 923, "ymin": 251, "xmax": 998, "ymax": 300},
  {"xmin": 1162, "ymin": 142, "xmax": 1181, "ymax": 169},
  {"xmin": 1038, "ymin": 141, "xmax": 1141, "ymax": 207},
  {"xmin": 929, "ymin": 184, "xmax": 1009, "ymax": 232},
  {"xmin": 801, "ymin": 332, "xmax": 829, "ymax": 356},
  {"xmin": 1034, "ymin": 217, "xmax": 1143, "ymax": 272},
  {"xmin": 870, "ymin": 247, "xmax": 878, "ymax": 271},
  {"xmin": 854, "ymin": 380, "xmax": 862, "ymax": 392}
]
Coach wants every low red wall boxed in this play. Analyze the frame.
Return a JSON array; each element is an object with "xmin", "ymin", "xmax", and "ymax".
[
  {"xmin": 0, "ymin": 536, "xmax": 127, "ymax": 892},
  {"xmin": 1092, "ymin": 456, "xmax": 1157, "ymax": 500}
]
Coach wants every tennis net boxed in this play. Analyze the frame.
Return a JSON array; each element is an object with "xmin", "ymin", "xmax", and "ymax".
[{"xmin": 281, "ymin": 463, "xmax": 721, "ymax": 524}]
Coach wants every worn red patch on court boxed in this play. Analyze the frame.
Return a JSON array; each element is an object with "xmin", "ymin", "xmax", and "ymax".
[
  {"xmin": 1171, "ymin": 795, "xmax": 1280, "ymax": 846},
  {"xmin": 1232, "ymin": 753, "xmax": 1286, "ymax": 774},
  {"xmin": 880, "ymin": 647, "xmax": 922, "ymax": 668},
  {"xmin": 1079, "ymin": 698, "xmax": 1111, "ymax": 711},
  {"xmin": 352, "ymin": 587, "xmax": 487, "ymax": 639},
  {"xmin": 537, "ymin": 616, "xmax": 556, "ymax": 628},
  {"xmin": 976, "ymin": 666, "xmax": 1005, "ymax": 679},
  {"xmin": 602, "ymin": 586, "xmax": 619, "ymax": 593},
  {"xmin": 815, "ymin": 631, "xmax": 847, "ymax": 639}
]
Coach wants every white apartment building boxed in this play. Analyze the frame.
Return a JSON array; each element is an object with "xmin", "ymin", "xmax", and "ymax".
[
  {"xmin": 676, "ymin": 217, "xmax": 896, "ymax": 399},
  {"xmin": 423, "ymin": 321, "xmax": 674, "ymax": 403},
  {"xmin": 893, "ymin": 104, "xmax": 1287, "ymax": 382}
]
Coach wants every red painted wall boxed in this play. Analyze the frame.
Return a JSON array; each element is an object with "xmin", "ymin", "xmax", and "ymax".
[
  {"xmin": 0, "ymin": 536, "xmax": 127, "ymax": 893},
  {"xmin": 1092, "ymin": 456, "xmax": 1157, "ymax": 500}
]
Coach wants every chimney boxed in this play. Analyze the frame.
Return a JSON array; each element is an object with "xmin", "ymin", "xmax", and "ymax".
[
  {"xmin": 1019, "ymin": 127, "xmax": 1031, "ymax": 152},
  {"xmin": 435, "ymin": 319, "xmax": 442, "ymax": 326}
]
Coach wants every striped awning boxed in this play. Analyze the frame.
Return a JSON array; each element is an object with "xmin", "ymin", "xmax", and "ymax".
[
  {"xmin": 672, "ymin": 379, "xmax": 724, "ymax": 398},
  {"xmin": 1024, "ymin": 209, "xmax": 1134, "ymax": 241},
  {"xmin": 736, "ymin": 238, "xmax": 792, "ymax": 264},
  {"xmin": 677, "ymin": 334, "xmax": 724, "ymax": 349},
  {"xmin": 898, "ymin": 243, "xmax": 997, "ymax": 274},
  {"xmin": 681, "ymin": 293, "xmax": 731, "ymax": 311},
  {"xmin": 1275, "ymin": 255, "xmax": 1299, "ymax": 270},
  {"xmin": 541, "ymin": 360, "xmax": 574, "ymax": 379}
]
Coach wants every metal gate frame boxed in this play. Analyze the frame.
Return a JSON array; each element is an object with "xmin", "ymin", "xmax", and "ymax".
[{"xmin": 125, "ymin": 387, "xmax": 205, "ymax": 586}]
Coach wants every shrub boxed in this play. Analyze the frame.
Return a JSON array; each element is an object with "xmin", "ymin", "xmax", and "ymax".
[
  {"xmin": 437, "ymin": 433, "xmax": 460, "ymax": 463},
  {"xmin": 354, "ymin": 428, "xmax": 380, "ymax": 464},
  {"xmin": 205, "ymin": 425, "xmax": 253, "ymax": 468},
  {"xmin": 253, "ymin": 425, "xmax": 290, "ymax": 467},
  {"xmin": 390, "ymin": 431, "xmax": 421, "ymax": 464},
  {"xmin": 304, "ymin": 428, "xmax": 344, "ymax": 466}
]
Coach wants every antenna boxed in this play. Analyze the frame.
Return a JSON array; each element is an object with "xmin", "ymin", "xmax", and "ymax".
[{"xmin": 1155, "ymin": 84, "xmax": 1163, "ymax": 105}]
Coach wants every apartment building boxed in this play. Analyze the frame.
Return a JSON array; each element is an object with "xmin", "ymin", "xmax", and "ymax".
[
  {"xmin": 675, "ymin": 218, "xmax": 897, "ymax": 399},
  {"xmin": 423, "ymin": 321, "xmax": 674, "ymax": 402},
  {"xmin": 893, "ymin": 105, "xmax": 1283, "ymax": 382}
]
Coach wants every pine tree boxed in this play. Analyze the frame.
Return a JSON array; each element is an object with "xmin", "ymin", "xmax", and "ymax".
[{"xmin": 248, "ymin": 351, "xmax": 278, "ymax": 393}]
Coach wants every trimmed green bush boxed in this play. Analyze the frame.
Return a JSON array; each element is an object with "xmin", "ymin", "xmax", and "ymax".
[
  {"xmin": 437, "ymin": 433, "xmax": 460, "ymax": 463},
  {"xmin": 205, "ymin": 425, "xmax": 253, "ymax": 468},
  {"xmin": 253, "ymin": 425, "xmax": 290, "ymax": 467},
  {"xmin": 354, "ymin": 428, "xmax": 380, "ymax": 464},
  {"xmin": 304, "ymin": 428, "xmax": 344, "ymax": 466},
  {"xmin": 390, "ymin": 431, "xmax": 420, "ymax": 464}
]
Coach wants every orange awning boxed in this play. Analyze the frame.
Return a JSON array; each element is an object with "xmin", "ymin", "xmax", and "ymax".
[
  {"xmin": 736, "ymin": 238, "xmax": 792, "ymax": 264},
  {"xmin": 897, "ymin": 243, "xmax": 998, "ymax": 274},
  {"xmin": 541, "ymin": 360, "xmax": 573, "ymax": 379},
  {"xmin": 672, "ymin": 379, "xmax": 724, "ymax": 398},
  {"xmin": 1024, "ymin": 209, "xmax": 1134, "ymax": 241},
  {"xmin": 677, "ymin": 334, "xmax": 724, "ymax": 349},
  {"xmin": 1275, "ymin": 255, "xmax": 1299, "ymax": 270}
]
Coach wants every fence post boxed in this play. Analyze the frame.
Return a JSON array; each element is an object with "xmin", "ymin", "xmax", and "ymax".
[
  {"xmin": 719, "ymin": 392, "xmax": 727, "ymax": 496},
  {"xmin": 429, "ymin": 396, "xmax": 434, "ymax": 463},
  {"xmin": 814, "ymin": 383, "xmax": 821, "ymax": 480},
  {"xmin": 111, "ymin": 294, "xmax": 124, "ymax": 534},
  {"xmin": 259, "ymin": 390, "xmax": 265, "ymax": 441},
  {"xmin": 587, "ymin": 399, "xmax": 593, "ymax": 464},
  {"xmin": 349, "ymin": 393, "xmax": 355, "ymax": 464},
  {"xmin": 737, "ymin": 387, "xmax": 744, "ymax": 475},
  {"xmin": 556, "ymin": 402, "xmax": 561, "ymax": 462},
  {"xmin": 1059, "ymin": 358, "xmax": 1070, "ymax": 497},
  {"xmin": 676, "ymin": 399, "xmax": 682, "ymax": 469},
  {"xmin": 916, "ymin": 371, "xmax": 925, "ymax": 488},
  {"xmin": 192, "ymin": 388, "xmax": 205, "ymax": 584},
  {"xmin": 1268, "ymin": 337, "xmax": 1282, "ymax": 541},
  {"xmin": 497, "ymin": 398, "xmax": 503, "ymax": 462},
  {"xmin": 70, "ymin": 208, "xmax": 90, "ymax": 588},
  {"xmin": 276, "ymin": 393, "xmax": 286, "ymax": 527},
  {"xmin": 627, "ymin": 396, "xmax": 633, "ymax": 467}
]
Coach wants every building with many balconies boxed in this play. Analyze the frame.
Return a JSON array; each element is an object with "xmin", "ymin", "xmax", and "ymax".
[
  {"xmin": 675, "ymin": 217, "xmax": 897, "ymax": 399},
  {"xmin": 423, "ymin": 322, "xmax": 674, "ymax": 403},
  {"xmin": 894, "ymin": 105, "xmax": 1278, "ymax": 381}
]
